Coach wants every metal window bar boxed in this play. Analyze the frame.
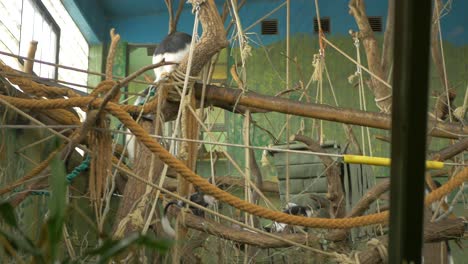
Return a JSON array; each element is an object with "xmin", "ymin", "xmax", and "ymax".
[{"xmin": 388, "ymin": 0, "xmax": 432, "ymax": 263}]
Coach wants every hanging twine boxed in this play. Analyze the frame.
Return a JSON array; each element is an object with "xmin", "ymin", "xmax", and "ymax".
[
  {"xmin": 367, "ymin": 238, "xmax": 388, "ymax": 263},
  {"xmin": 260, "ymin": 149, "xmax": 271, "ymax": 167},
  {"xmin": 89, "ymin": 29, "xmax": 121, "ymax": 210},
  {"xmin": 311, "ymin": 54, "xmax": 324, "ymax": 82},
  {"xmin": 241, "ymin": 42, "xmax": 252, "ymax": 59},
  {"xmin": 167, "ymin": 69, "xmax": 199, "ymax": 102},
  {"xmin": 178, "ymin": 89, "xmax": 193, "ymax": 161}
]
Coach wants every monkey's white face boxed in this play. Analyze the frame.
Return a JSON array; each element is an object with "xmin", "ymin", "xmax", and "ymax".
[
  {"xmin": 152, "ymin": 43, "xmax": 190, "ymax": 82},
  {"xmin": 203, "ymin": 195, "xmax": 217, "ymax": 206}
]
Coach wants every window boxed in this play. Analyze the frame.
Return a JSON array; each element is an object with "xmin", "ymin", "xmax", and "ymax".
[
  {"xmin": 313, "ymin": 17, "xmax": 330, "ymax": 34},
  {"xmin": 19, "ymin": 0, "xmax": 60, "ymax": 79},
  {"xmin": 261, "ymin": 20, "xmax": 278, "ymax": 35},
  {"xmin": 368, "ymin": 16, "xmax": 383, "ymax": 32},
  {"xmin": 126, "ymin": 44, "xmax": 157, "ymax": 105},
  {"xmin": 41, "ymin": 0, "xmax": 89, "ymax": 90},
  {"xmin": 0, "ymin": 0, "xmax": 23, "ymax": 68},
  {"xmin": 0, "ymin": 0, "xmax": 89, "ymax": 90}
]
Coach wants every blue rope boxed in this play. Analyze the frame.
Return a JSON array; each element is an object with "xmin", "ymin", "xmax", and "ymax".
[
  {"xmin": 138, "ymin": 86, "xmax": 156, "ymax": 105},
  {"xmin": 66, "ymin": 155, "xmax": 91, "ymax": 183},
  {"xmin": 21, "ymin": 155, "xmax": 91, "ymax": 196}
]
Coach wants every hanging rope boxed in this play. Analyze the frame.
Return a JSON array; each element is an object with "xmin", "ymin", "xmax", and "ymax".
[
  {"xmin": 352, "ymin": 34, "xmax": 386, "ymax": 237},
  {"xmin": 434, "ymin": 0, "xmax": 453, "ymax": 122},
  {"xmin": 314, "ymin": 0, "xmax": 326, "ymax": 57},
  {"xmin": 138, "ymin": 1, "xmax": 203, "ymax": 235},
  {"xmin": 351, "ymin": 36, "xmax": 374, "ymax": 156}
]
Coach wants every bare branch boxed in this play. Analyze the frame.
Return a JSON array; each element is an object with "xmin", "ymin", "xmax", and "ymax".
[
  {"xmin": 349, "ymin": 0, "xmax": 392, "ymax": 112},
  {"xmin": 173, "ymin": 0, "xmax": 186, "ymax": 33},
  {"xmin": 192, "ymin": 84, "xmax": 468, "ymax": 139},
  {"xmin": 165, "ymin": 0, "xmax": 175, "ymax": 34},
  {"xmin": 381, "ymin": 0, "xmax": 394, "ymax": 79},
  {"xmin": 178, "ymin": 0, "xmax": 229, "ymax": 76},
  {"xmin": 291, "ymin": 134, "xmax": 346, "ymax": 218}
]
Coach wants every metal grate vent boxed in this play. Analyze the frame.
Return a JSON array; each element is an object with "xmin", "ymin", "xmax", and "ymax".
[
  {"xmin": 261, "ymin": 19, "xmax": 278, "ymax": 35},
  {"xmin": 368, "ymin": 16, "xmax": 383, "ymax": 32},
  {"xmin": 313, "ymin": 17, "xmax": 330, "ymax": 33}
]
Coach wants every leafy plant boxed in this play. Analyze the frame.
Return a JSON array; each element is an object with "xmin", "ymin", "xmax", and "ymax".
[{"xmin": 0, "ymin": 153, "xmax": 171, "ymax": 262}]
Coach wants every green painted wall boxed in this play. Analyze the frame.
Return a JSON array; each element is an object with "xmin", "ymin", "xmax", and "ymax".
[
  {"xmin": 126, "ymin": 45, "xmax": 156, "ymax": 105},
  {"xmin": 87, "ymin": 45, "xmax": 104, "ymax": 88},
  {"xmin": 0, "ymin": 111, "xmax": 57, "ymax": 240},
  {"xmin": 225, "ymin": 33, "xmax": 468, "ymax": 181},
  {"xmin": 85, "ymin": 34, "xmax": 468, "ymax": 188}
]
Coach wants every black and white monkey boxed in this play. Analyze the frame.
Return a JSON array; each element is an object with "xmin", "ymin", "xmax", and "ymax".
[
  {"xmin": 126, "ymin": 32, "xmax": 192, "ymax": 161},
  {"xmin": 267, "ymin": 203, "xmax": 313, "ymax": 232},
  {"xmin": 161, "ymin": 192, "xmax": 216, "ymax": 237},
  {"xmin": 426, "ymin": 180, "xmax": 449, "ymax": 213},
  {"xmin": 424, "ymin": 180, "xmax": 455, "ymax": 264}
]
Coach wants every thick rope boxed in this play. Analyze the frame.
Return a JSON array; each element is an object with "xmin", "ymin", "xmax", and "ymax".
[
  {"xmin": 0, "ymin": 64, "xmax": 82, "ymax": 98},
  {"xmin": 2, "ymin": 94, "xmax": 466, "ymax": 229},
  {"xmin": 367, "ymin": 238, "xmax": 388, "ymax": 263},
  {"xmin": 38, "ymin": 109, "xmax": 81, "ymax": 125}
]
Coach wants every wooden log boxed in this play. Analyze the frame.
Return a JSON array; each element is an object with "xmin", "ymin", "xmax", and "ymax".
[
  {"xmin": 348, "ymin": 0, "xmax": 392, "ymax": 112},
  {"xmin": 357, "ymin": 218, "xmax": 465, "ymax": 264},
  {"xmin": 327, "ymin": 179, "xmax": 391, "ymax": 242},
  {"xmin": 172, "ymin": 208, "xmax": 323, "ymax": 249},
  {"xmin": 113, "ymin": 121, "xmax": 165, "ymax": 237},
  {"xmin": 433, "ymin": 137, "xmax": 468, "ymax": 161},
  {"xmin": 178, "ymin": 0, "xmax": 228, "ymax": 76},
  {"xmin": 291, "ymin": 134, "xmax": 346, "ymax": 218},
  {"xmin": 192, "ymin": 84, "xmax": 467, "ymax": 139},
  {"xmin": 168, "ymin": 208, "xmax": 465, "ymax": 250}
]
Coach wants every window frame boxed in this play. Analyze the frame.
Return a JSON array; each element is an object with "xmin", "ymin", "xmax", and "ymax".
[{"xmin": 20, "ymin": 0, "xmax": 61, "ymax": 80}]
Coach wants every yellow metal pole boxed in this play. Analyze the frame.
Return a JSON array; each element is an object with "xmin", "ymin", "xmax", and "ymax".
[{"xmin": 343, "ymin": 155, "xmax": 444, "ymax": 170}]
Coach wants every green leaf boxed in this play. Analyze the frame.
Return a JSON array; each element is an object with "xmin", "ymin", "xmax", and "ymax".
[
  {"xmin": 87, "ymin": 233, "xmax": 171, "ymax": 263},
  {"xmin": 0, "ymin": 202, "xmax": 17, "ymax": 228},
  {"xmin": 0, "ymin": 229, "xmax": 43, "ymax": 259},
  {"xmin": 134, "ymin": 235, "xmax": 172, "ymax": 253},
  {"xmin": 47, "ymin": 153, "xmax": 67, "ymax": 261}
]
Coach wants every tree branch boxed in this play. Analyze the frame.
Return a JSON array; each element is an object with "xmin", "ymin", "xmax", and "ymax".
[
  {"xmin": 432, "ymin": 137, "xmax": 468, "ymax": 161},
  {"xmin": 192, "ymin": 84, "xmax": 467, "ymax": 139},
  {"xmin": 381, "ymin": 0, "xmax": 394, "ymax": 79},
  {"xmin": 291, "ymin": 134, "xmax": 346, "ymax": 218},
  {"xmin": 327, "ymin": 179, "xmax": 390, "ymax": 242},
  {"xmin": 167, "ymin": 207, "xmax": 464, "ymax": 250},
  {"xmin": 164, "ymin": 0, "xmax": 175, "ymax": 34},
  {"xmin": 173, "ymin": 0, "xmax": 186, "ymax": 34},
  {"xmin": 178, "ymin": 0, "xmax": 229, "ymax": 76},
  {"xmin": 431, "ymin": 0, "xmax": 451, "ymax": 89},
  {"xmin": 176, "ymin": 211, "xmax": 323, "ymax": 248},
  {"xmin": 349, "ymin": 0, "xmax": 392, "ymax": 112},
  {"xmin": 357, "ymin": 218, "xmax": 465, "ymax": 264}
]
